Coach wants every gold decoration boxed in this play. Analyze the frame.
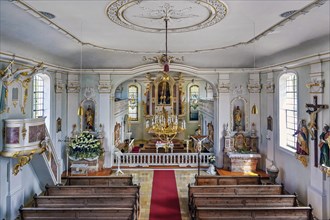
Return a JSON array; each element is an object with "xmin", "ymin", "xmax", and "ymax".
[
  {"xmin": 21, "ymin": 124, "xmax": 27, "ymax": 140},
  {"xmin": 295, "ymin": 153, "xmax": 309, "ymax": 167},
  {"xmin": 13, "ymin": 153, "xmax": 33, "ymax": 175},
  {"xmin": 320, "ymin": 165, "xmax": 330, "ymax": 177}
]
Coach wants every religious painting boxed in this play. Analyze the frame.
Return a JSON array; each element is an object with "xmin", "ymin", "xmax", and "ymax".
[
  {"xmin": 5, "ymin": 127, "xmax": 20, "ymax": 144},
  {"xmin": 158, "ymin": 81, "xmax": 171, "ymax": 105},
  {"xmin": 267, "ymin": 116, "xmax": 273, "ymax": 131},
  {"xmin": 114, "ymin": 122, "xmax": 121, "ymax": 146},
  {"xmin": 29, "ymin": 124, "xmax": 45, "ymax": 143}
]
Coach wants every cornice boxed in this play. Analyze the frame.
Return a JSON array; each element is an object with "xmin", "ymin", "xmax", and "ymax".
[{"xmin": 1, "ymin": 51, "xmax": 329, "ymax": 76}]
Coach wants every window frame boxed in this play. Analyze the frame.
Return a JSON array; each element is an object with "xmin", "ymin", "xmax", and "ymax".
[
  {"xmin": 128, "ymin": 85, "xmax": 138, "ymax": 121},
  {"xmin": 189, "ymin": 84, "xmax": 199, "ymax": 121},
  {"xmin": 278, "ymin": 72, "xmax": 298, "ymax": 152}
]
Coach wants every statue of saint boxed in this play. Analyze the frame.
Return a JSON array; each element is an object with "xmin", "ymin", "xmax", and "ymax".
[
  {"xmin": 234, "ymin": 106, "xmax": 242, "ymax": 130},
  {"xmin": 319, "ymin": 124, "xmax": 330, "ymax": 167},
  {"xmin": 293, "ymin": 120, "xmax": 309, "ymax": 155},
  {"xmin": 85, "ymin": 105, "xmax": 94, "ymax": 130}
]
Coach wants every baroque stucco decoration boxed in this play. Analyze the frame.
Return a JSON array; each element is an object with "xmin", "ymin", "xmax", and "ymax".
[{"xmin": 106, "ymin": 0, "xmax": 227, "ymax": 33}]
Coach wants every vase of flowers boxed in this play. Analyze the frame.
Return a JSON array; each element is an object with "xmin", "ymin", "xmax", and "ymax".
[
  {"xmin": 68, "ymin": 131, "xmax": 103, "ymax": 161},
  {"xmin": 207, "ymin": 155, "xmax": 216, "ymax": 175}
]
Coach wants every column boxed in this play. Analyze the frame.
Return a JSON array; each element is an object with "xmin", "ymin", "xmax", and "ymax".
[{"xmin": 216, "ymin": 74, "xmax": 230, "ymax": 167}]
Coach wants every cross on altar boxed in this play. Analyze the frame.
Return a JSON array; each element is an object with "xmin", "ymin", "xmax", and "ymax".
[{"xmin": 306, "ymin": 96, "xmax": 328, "ymax": 167}]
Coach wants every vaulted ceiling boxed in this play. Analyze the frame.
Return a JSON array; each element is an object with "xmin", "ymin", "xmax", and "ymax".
[{"xmin": 0, "ymin": 0, "xmax": 329, "ymax": 70}]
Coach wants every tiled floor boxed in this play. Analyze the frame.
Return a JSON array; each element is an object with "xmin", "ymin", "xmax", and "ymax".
[{"xmin": 112, "ymin": 169, "xmax": 208, "ymax": 220}]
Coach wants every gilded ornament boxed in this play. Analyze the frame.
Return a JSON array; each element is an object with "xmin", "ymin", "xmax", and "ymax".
[
  {"xmin": 22, "ymin": 124, "xmax": 27, "ymax": 140},
  {"xmin": 295, "ymin": 154, "xmax": 309, "ymax": 167}
]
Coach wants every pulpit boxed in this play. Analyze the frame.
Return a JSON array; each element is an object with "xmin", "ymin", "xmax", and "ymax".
[{"xmin": 224, "ymin": 131, "xmax": 260, "ymax": 172}]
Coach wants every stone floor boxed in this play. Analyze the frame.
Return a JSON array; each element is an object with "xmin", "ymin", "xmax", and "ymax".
[{"xmin": 111, "ymin": 169, "xmax": 208, "ymax": 220}]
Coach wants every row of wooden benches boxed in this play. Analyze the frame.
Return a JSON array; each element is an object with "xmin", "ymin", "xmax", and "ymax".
[
  {"xmin": 19, "ymin": 175, "xmax": 140, "ymax": 220},
  {"xmin": 189, "ymin": 176, "xmax": 313, "ymax": 220}
]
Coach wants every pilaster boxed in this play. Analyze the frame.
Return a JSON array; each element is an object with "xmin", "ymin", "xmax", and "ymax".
[
  {"xmin": 216, "ymin": 74, "xmax": 230, "ymax": 167},
  {"xmin": 98, "ymin": 75, "xmax": 112, "ymax": 167},
  {"xmin": 55, "ymin": 72, "xmax": 64, "ymax": 171},
  {"xmin": 307, "ymin": 62, "xmax": 327, "ymax": 220},
  {"xmin": 266, "ymin": 72, "xmax": 275, "ymax": 167},
  {"xmin": 66, "ymin": 74, "xmax": 80, "ymax": 138},
  {"xmin": 248, "ymin": 72, "xmax": 261, "ymax": 154}
]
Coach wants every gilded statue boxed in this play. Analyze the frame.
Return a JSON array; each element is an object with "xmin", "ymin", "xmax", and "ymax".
[
  {"xmin": 85, "ymin": 105, "xmax": 94, "ymax": 130},
  {"xmin": 234, "ymin": 106, "xmax": 242, "ymax": 130}
]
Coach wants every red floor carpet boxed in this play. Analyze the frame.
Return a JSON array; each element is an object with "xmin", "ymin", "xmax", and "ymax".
[{"xmin": 149, "ymin": 170, "xmax": 182, "ymax": 220}]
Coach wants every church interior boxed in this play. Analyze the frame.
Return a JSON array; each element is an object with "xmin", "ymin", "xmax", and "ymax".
[{"xmin": 0, "ymin": 0, "xmax": 330, "ymax": 219}]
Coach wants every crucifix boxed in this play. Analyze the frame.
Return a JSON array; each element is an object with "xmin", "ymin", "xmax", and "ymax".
[
  {"xmin": 191, "ymin": 135, "xmax": 208, "ymax": 175},
  {"xmin": 306, "ymin": 96, "xmax": 328, "ymax": 167}
]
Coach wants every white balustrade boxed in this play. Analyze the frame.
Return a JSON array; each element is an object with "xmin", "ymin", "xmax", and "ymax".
[{"xmin": 115, "ymin": 153, "xmax": 213, "ymax": 167}]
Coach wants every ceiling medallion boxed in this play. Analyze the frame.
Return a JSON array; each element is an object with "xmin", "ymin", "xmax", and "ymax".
[{"xmin": 106, "ymin": 0, "xmax": 227, "ymax": 33}]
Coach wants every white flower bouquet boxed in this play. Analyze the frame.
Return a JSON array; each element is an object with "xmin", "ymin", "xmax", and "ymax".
[{"xmin": 68, "ymin": 131, "xmax": 102, "ymax": 160}]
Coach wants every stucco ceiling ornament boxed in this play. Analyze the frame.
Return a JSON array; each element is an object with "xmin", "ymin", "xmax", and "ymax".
[
  {"xmin": 106, "ymin": 0, "xmax": 227, "ymax": 33},
  {"xmin": 142, "ymin": 54, "xmax": 184, "ymax": 66}
]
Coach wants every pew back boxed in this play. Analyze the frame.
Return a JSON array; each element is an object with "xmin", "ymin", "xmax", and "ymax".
[
  {"xmin": 192, "ymin": 194, "xmax": 297, "ymax": 208},
  {"xmin": 195, "ymin": 175, "xmax": 262, "ymax": 185},
  {"xmin": 34, "ymin": 195, "xmax": 137, "ymax": 208},
  {"xmin": 20, "ymin": 207, "xmax": 136, "ymax": 220},
  {"xmin": 194, "ymin": 206, "xmax": 313, "ymax": 220},
  {"xmin": 62, "ymin": 175, "xmax": 133, "ymax": 186},
  {"xmin": 45, "ymin": 185, "xmax": 140, "ymax": 196}
]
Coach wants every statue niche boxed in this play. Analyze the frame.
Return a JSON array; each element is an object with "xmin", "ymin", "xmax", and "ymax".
[
  {"xmin": 81, "ymin": 99, "xmax": 96, "ymax": 132},
  {"xmin": 230, "ymin": 96, "xmax": 248, "ymax": 131}
]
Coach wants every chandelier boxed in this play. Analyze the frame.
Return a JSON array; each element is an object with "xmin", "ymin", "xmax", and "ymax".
[{"xmin": 146, "ymin": 16, "xmax": 186, "ymax": 144}]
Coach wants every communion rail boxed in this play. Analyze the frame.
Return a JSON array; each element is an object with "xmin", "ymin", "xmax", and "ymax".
[{"xmin": 115, "ymin": 153, "xmax": 214, "ymax": 167}]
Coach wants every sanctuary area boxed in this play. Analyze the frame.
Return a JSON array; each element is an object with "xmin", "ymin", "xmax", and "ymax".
[{"xmin": 0, "ymin": 0, "xmax": 330, "ymax": 219}]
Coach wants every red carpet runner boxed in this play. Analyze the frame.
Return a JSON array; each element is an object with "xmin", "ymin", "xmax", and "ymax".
[{"xmin": 149, "ymin": 170, "xmax": 182, "ymax": 220}]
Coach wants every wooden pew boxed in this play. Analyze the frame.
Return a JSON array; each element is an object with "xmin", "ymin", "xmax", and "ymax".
[
  {"xmin": 194, "ymin": 206, "xmax": 313, "ymax": 220},
  {"xmin": 20, "ymin": 207, "xmax": 137, "ymax": 220},
  {"xmin": 188, "ymin": 184, "xmax": 283, "ymax": 208},
  {"xmin": 62, "ymin": 175, "xmax": 133, "ymax": 186},
  {"xmin": 195, "ymin": 175, "xmax": 264, "ymax": 185},
  {"xmin": 45, "ymin": 185, "xmax": 140, "ymax": 196}
]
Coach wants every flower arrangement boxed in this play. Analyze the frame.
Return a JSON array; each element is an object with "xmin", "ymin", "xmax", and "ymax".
[
  {"xmin": 208, "ymin": 155, "xmax": 216, "ymax": 164},
  {"xmin": 68, "ymin": 131, "xmax": 102, "ymax": 160}
]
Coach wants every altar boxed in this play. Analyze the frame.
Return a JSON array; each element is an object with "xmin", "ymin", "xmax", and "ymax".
[{"xmin": 226, "ymin": 152, "xmax": 261, "ymax": 172}]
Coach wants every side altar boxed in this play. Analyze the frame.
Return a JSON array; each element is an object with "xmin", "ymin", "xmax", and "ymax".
[
  {"xmin": 223, "ymin": 127, "xmax": 260, "ymax": 172},
  {"xmin": 66, "ymin": 130, "xmax": 104, "ymax": 175}
]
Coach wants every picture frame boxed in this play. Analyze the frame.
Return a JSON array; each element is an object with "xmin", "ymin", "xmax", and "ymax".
[{"xmin": 267, "ymin": 116, "xmax": 273, "ymax": 131}]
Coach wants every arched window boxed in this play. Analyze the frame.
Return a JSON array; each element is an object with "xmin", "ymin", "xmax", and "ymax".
[
  {"xmin": 279, "ymin": 72, "xmax": 297, "ymax": 150},
  {"xmin": 128, "ymin": 85, "xmax": 138, "ymax": 121},
  {"xmin": 189, "ymin": 85, "xmax": 199, "ymax": 121},
  {"xmin": 33, "ymin": 74, "xmax": 51, "ymax": 129}
]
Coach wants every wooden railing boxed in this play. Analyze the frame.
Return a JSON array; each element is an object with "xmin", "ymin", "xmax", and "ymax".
[
  {"xmin": 42, "ymin": 128, "xmax": 61, "ymax": 184},
  {"xmin": 115, "ymin": 153, "xmax": 213, "ymax": 167}
]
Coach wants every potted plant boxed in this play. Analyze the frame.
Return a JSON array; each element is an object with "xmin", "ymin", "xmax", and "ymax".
[{"xmin": 68, "ymin": 131, "xmax": 103, "ymax": 161}]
